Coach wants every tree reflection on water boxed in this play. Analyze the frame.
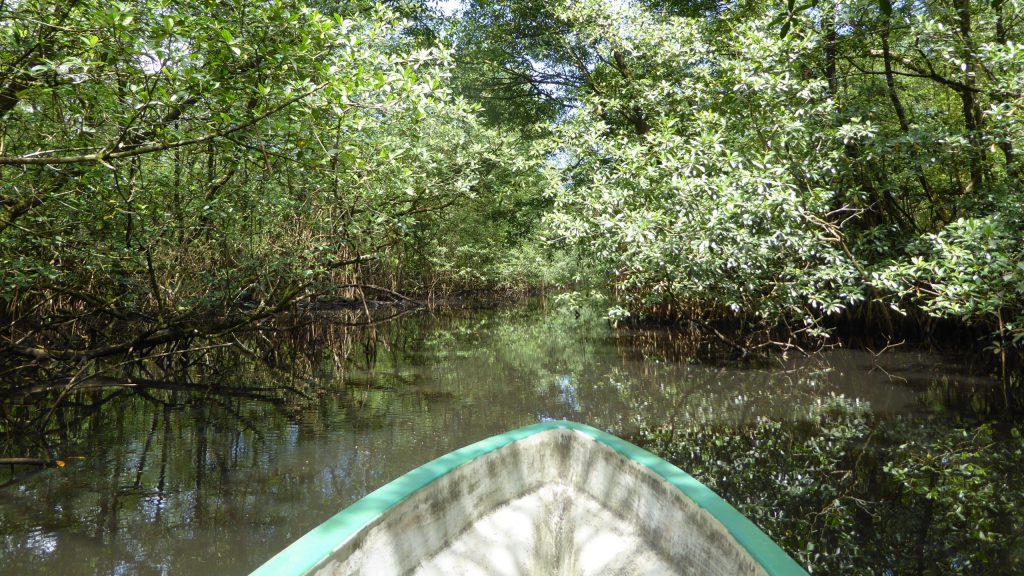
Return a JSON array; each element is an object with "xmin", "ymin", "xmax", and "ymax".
[{"xmin": 1, "ymin": 299, "xmax": 1020, "ymax": 575}]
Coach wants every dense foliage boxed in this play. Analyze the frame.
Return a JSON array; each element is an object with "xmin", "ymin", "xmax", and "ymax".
[
  {"xmin": 3, "ymin": 0, "xmax": 1022, "ymax": 368},
  {"xmin": 490, "ymin": 0, "xmax": 1024, "ymax": 349},
  {"xmin": 0, "ymin": 0, "xmax": 553, "ymax": 374}
]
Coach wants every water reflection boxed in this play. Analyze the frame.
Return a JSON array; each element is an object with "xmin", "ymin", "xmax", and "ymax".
[{"xmin": 0, "ymin": 299, "xmax": 1015, "ymax": 575}]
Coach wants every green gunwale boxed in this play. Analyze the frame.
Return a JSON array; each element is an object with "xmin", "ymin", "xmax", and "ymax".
[{"xmin": 249, "ymin": 420, "xmax": 809, "ymax": 576}]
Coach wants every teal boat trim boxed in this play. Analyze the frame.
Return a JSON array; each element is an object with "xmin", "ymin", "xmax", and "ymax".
[{"xmin": 249, "ymin": 420, "xmax": 808, "ymax": 576}]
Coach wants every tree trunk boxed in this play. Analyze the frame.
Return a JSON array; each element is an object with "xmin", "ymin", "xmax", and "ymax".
[
  {"xmin": 954, "ymin": 0, "xmax": 984, "ymax": 193},
  {"xmin": 993, "ymin": 0, "xmax": 1016, "ymax": 178},
  {"xmin": 823, "ymin": 3, "xmax": 838, "ymax": 97},
  {"xmin": 879, "ymin": 0, "xmax": 934, "ymax": 220}
]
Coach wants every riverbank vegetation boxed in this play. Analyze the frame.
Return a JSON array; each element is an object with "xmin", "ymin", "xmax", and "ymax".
[
  {"xmin": 485, "ymin": 0, "xmax": 1023, "ymax": 354},
  {"xmin": 0, "ymin": 0, "xmax": 559, "ymax": 393},
  {"xmin": 2, "ymin": 0, "xmax": 1022, "ymax": 390}
]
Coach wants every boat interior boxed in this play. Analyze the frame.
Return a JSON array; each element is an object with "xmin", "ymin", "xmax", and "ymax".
[{"xmin": 312, "ymin": 428, "xmax": 767, "ymax": 576}]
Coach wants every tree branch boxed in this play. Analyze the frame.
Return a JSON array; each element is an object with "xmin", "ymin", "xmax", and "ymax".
[{"xmin": 0, "ymin": 81, "xmax": 331, "ymax": 165}]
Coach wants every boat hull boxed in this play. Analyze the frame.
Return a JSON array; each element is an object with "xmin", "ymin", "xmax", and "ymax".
[{"xmin": 250, "ymin": 421, "xmax": 807, "ymax": 576}]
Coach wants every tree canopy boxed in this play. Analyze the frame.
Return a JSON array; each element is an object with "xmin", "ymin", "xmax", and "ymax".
[
  {"xmin": 451, "ymin": 0, "xmax": 1024, "ymax": 351},
  {"xmin": 1, "ymin": 0, "xmax": 1022, "ymax": 371}
]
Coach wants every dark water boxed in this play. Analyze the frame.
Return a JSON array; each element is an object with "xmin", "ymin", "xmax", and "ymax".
[{"xmin": 0, "ymin": 299, "xmax": 1018, "ymax": 575}]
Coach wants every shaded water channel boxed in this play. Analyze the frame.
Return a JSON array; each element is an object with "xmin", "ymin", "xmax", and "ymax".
[{"xmin": 1, "ymin": 299, "xmax": 1020, "ymax": 575}]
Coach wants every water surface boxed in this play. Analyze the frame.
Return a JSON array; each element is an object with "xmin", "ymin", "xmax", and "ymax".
[{"xmin": 0, "ymin": 299, "xmax": 1013, "ymax": 574}]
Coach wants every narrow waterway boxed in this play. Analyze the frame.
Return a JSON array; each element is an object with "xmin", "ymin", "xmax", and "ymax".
[{"xmin": 0, "ymin": 299, "xmax": 1018, "ymax": 575}]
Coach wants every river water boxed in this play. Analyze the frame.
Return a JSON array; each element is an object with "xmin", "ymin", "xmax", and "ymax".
[{"xmin": 0, "ymin": 298, "xmax": 1018, "ymax": 575}]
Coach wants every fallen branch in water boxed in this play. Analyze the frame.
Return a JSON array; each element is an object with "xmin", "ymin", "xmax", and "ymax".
[
  {"xmin": 7, "ymin": 375, "xmax": 298, "ymax": 402},
  {"xmin": 0, "ymin": 457, "xmax": 73, "ymax": 467},
  {"xmin": 332, "ymin": 283, "xmax": 425, "ymax": 307},
  {"xmin": 331, "ymin": 306, "xmax": 423, "ymax": 327},
  {"xmin": 2, "ymin": 284, "xmax": 304, "ymax": 362}
]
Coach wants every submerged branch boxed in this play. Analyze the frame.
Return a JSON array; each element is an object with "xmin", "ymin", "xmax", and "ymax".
[
  {"xmin": 2, "ymin": 283, "xmax": 305, "ymax": 362},
  {"xmin": 8, "ymin": 375, "xmax": 293, "ymax": 402},
  {"xmin": 332, "ymin": 283, "xmax": 425, "ymax": 307},
  {"xmin": 0, "ymin": 457, "xmax": 69, "ymax": 467}
]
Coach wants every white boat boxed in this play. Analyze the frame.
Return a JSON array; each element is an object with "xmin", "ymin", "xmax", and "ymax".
[{"xmin": 250, "ymin": 420, "xmax": 808, "ymax": 576}]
